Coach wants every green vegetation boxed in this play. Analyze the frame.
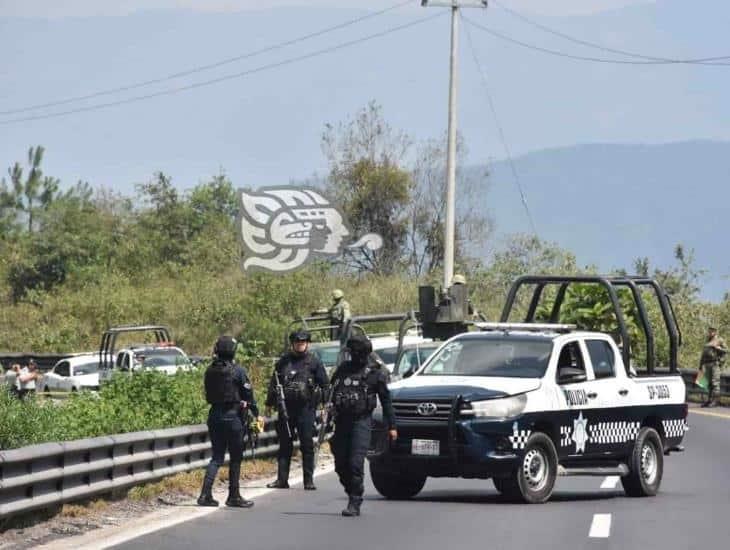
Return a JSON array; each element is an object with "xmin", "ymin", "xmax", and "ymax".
[{"xmin": 1, "ymin": 106, "xmax": 728, "ymax": 449}]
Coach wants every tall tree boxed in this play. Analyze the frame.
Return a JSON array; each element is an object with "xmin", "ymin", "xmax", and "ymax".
[
  {"xmin": 322, "ymin": 102, "xmax": 413, "ymax": 274},
  {"xmin": 407, "ymin": 135, "xmax": 492, "ymax": 277},
  {"xmin": 5, "ymin": 146, "xmax": 60, "ymax": 233}
]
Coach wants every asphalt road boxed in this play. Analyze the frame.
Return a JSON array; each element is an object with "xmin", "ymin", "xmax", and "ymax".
[{"xmin": 115, "ymin": 409, "xmax": 729, "ymax": 550}]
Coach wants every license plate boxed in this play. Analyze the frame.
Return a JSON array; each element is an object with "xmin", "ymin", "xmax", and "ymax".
[{"xmin": 411, "ymin": 439, "xmax": 440, "ymax": 456}]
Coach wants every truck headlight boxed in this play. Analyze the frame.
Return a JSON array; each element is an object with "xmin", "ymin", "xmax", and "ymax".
[{"xmin": 462, "ymin": 394, "xmax": 527, "ymax": 420}]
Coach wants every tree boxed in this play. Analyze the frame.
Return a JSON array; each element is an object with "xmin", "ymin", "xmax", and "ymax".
[
  {"xmin": 322, "ymin": 102, "xmax": 491, "ymax": 276},
  {"xmin": 136, "ymin": 172, "xmax": 190, "ymax": 264},
  {"xmin": 6, "ymin": 182, "xmax": 115, "ymax": 300},
  {"xmin": 4, "ymin": 146, "xmax": 60, "ymax": 233},
  {"xmin": 322, "ymin": 102, "xmax": 413, "ymax": 274},
  {"xmin": 407, "ymin": 135, "xmax": 492, "ymax": 277}
]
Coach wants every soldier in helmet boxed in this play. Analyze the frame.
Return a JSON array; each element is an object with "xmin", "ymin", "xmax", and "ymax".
[
  {"xmin": 198, "ymin": 336, "xmax": 260, "ymax": 508},
  {"xmin": 700, "ymin": 326, "xmax": 727, "ymax": 407},
  {"xmin": 265, "ymin": 330, "xmax": 328, "ymax": 490},
  {"xmin": 451, "ymin": 273, "xmax": 482, "ymax": 320},
  {"xmin": 328, "ymin": 289, "xmax": 351, "ymax": 340},
  {"xmin": 330, "ymin": 333, "xmax": 396, "ymax": 517}
]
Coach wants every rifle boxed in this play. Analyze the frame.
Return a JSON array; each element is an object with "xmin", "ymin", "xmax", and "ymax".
[
  {"xmin": 273, "ymin": 370, "xmax": 292, "ymax": 439},
  {"xmin": 313, "ymin": 378, "xmax": 336, "ymax": 467},
  {"xmin": 241, "ymin": 409, "xmax": 260, "ymax": 459}
]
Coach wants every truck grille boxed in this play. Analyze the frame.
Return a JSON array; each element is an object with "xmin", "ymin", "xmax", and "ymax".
[{"xmin": 393, "ymin": 399, "xmax": 453, "ymax": 423}]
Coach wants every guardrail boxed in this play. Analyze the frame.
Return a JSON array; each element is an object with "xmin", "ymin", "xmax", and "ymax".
[
  {"xmin": 0, "ymin": 417, "xmax": 297, "ymax": 520},
  {"xmin": 680, "ymin": 369, "xmax": 730, "ymax": 397}
]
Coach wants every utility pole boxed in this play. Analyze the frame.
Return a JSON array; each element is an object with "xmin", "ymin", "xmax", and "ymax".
[{"xmin": 421, "ymin": 0, "xmax": 487, "ymax": 291}]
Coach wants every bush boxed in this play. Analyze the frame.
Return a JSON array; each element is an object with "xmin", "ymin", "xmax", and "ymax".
[{"xmin": 0, "ymin": 360, "xmax": 275, "ymax": 450}]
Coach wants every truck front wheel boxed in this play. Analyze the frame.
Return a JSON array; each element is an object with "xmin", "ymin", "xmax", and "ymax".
[
  {"xmin": 370, "ymin": 467, "xmax": 426, "ymax": 499},
  {"xmin": 621, "ymin": 426, "xmax": 663, "ymax": 497},
  {"xmin": 509, "ymin": 432, "xmax": 558, "ymax": 504}
]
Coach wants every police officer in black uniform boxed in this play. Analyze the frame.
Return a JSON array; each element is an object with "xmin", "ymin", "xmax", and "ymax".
[
  {"xmin": 265, "ymin": 330, "xmax": 328, "ymax": 490},
  {"xmin": 198, "ymin": 335, "xmax": 259, "ymax": 508},
  {"xmin": 330, "ymin": 333, "xmax": 397, "ymax": 517}
]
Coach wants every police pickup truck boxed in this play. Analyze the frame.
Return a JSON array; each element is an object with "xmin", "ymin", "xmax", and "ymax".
[{"xmin": 368, "ymin": 275, "xmax": 688, "ymax": 504}]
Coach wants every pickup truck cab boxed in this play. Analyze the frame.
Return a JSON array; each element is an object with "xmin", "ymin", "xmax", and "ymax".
[
  {"xmin": 369, "ymin": 275, "xmax": 688, "ymax": 504},
  {"xmin": 97, "ymin": 325, "xmax": 191, "ymax": 384}
]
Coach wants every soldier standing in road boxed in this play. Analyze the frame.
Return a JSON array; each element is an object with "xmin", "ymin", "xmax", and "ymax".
[
  {"xmin": 330, "ymin": 333, "xmax": 397, "ymax": 517},
  {"xmin": 700, "ymin": 327, "xmax": 727, "ymax": 407},
  {"xmin": 198, "ymin": 335, "xmax": 260, "ymax": 508},
  {"xmin": 328, "ymin": 289, "xmax": 351, "ymax": 340},
  {"xmin": 266, "ymin": 330, "xmax": 328, "ymax": 490}
]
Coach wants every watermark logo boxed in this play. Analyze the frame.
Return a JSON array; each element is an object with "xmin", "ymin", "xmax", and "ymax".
[{"xmin": 237, "ymin": 186, "xmax": 382, "ymax": 272}]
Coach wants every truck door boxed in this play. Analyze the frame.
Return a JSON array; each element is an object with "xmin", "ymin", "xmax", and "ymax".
[
  {"xmin": 554, "ymin": 340, "xmax": 604, "ymax": 459},
  {"xmin": 583, "ymin": 338, "xmax": 635, "ymax": 457}
]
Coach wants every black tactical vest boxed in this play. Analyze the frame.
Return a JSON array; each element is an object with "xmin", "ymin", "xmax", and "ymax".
[
  {"xmin": 279, "ymin": 353, "xmax": 314, "ymax": 405},
  {"xmin": 333, "ymin": 365, "xmax": 377, "ymax": 416},
  {"xmin": 205, "ymin": 360, "xmax": 241, "ymax": 405}
]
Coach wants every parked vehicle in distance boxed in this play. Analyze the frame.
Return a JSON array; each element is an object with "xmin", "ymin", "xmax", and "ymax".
[
  {"xmin": 98, "ymin": 325, "xmax": 192, "ymax": 384},
  {"xmin": 391, "ymin": 340, "xmax": 442, "ymax": 380},
  {"xmin": 42, "ymin": 353, "xmax": 101, "ymax": 393},
  {"xmin": 370, "ymin": 332, "xmax": 433, "ymax": 373},
  {"xmin": 309, "ymin": 341, "xmax": 341, "ymax": 374}
]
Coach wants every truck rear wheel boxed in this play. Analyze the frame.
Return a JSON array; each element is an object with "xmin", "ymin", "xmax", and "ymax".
[
  {"xmin": 511, "ymin": 432, "xmax": 558, "ymax": 504},
  {"xmin": 370, "ymin": 468, "xmax": 426, "ymax": 499},
  {"xmin": 621, "ymin": 426, "xmax": 663, "ymax": 497}
]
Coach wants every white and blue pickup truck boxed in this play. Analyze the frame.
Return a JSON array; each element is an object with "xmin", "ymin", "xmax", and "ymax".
[{"xmin": 368, "ymin": 276, "xmax": 688, "ymax": 504}]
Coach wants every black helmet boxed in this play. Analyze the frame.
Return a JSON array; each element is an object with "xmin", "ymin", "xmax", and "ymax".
[
  {"xmin": 214, "ymin": 335, "xmax": 237, "ymax": 360},
  {"xmin": 346, "ymin": 334, "xmax": 372, "ymax": 356},
  {"xmin": 289, "ymin": 330, "xmax": 312, "ymax": 343}
]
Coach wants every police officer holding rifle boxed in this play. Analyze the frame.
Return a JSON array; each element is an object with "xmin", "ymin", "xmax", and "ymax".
[{"xmin": 266, "ymin": 330, "xmax": 328, "ymax": 490}]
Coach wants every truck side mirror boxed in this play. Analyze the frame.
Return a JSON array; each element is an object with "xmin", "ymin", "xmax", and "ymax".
[{"xmin": 558, "ymin": 367, "xmax": 587, "ymax": 385}]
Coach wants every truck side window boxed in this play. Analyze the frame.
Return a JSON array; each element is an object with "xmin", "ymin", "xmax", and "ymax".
[
  {"xmin": 586, "ymin": 340, "xmax": 615, "ymax": 379},
  {"xmin": 556, "ymin": 342, "xmax": 585, "ymax": 379}
]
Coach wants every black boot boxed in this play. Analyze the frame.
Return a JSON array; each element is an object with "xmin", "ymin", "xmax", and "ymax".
[
  {"xmin": 303, "ymin": 451, "xmax": 316, "ymax": 490},
  {"xmin": 303, "ymin": 475, "xmax": 317, "ymax": 491},
  {"xmin": 225, "ymin": 489, "xmax": 254, "ymax": 508},
  {"xmin": 197, "ymin": 474, "xmax": 218, "ymax": 507},
  {"xmin": 341, "ymin": 496, "xmax": 361, "ymax": 517},
  {"xmin": 266, "ymin": 479, "xmax": 290, "ymax": 489},
  {"xmin": 267, "ymin": 457, "xmax": 291, "ymax": 488}
]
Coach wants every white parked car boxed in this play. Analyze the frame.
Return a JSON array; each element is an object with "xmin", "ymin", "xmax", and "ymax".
[
  {"xmin": 42, "ymin": 354, "xmax": 101, "ymax": 393},
  {"xmin": 370, "ymin": 332, "xmax": 433, "ymax": 373}
]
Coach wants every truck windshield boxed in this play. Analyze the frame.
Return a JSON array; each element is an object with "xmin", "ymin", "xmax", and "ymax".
[
  {"xmin": 420, "ymin": 337, "xmax": 553, "ymax": 378},
  {"xmin": 136, "ymin": 349, "xmax": 190, "ymax": 368}
]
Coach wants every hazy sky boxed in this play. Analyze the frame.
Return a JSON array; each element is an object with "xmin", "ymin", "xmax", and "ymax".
[
  {"xmin": 0, "ymin": 0, "xmax": 655, "ymax": 18},
  {"xmin": 0, "ymin": 0, "xmax": 727, "ymax": 296}
]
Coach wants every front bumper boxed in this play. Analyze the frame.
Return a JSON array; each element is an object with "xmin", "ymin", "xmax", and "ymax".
[{"xmin": 368, "ymin": 417, "xmax": 523, "ymax": 478}]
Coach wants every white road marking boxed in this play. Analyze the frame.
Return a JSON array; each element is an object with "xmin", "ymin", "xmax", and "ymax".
[
  {"xmin": 600, "ymin": 476, "xmax": 620, "ymax": 489},
  {"xmin": 589, "ymin": 513, "xmax": 612, "ymax": 538}
]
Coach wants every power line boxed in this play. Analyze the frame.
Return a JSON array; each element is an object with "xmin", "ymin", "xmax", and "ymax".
[
  {"xmin": 463, "ymin": 15, "xmax": 730, "ymax": 66},
  {"xmin": 0, "ymin": 0, "xmax": 413, "ymax": 116},
  {"xmin": 462, "ymin": 15, "xmax": 538, "ymax": 237},
  {"xmin": 0, "ymin": 12, "xmax": 443, "ymax": 126},
  {"xmin": 491, "ymin": 0, "xmax": 730, "ymax": 66}
]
